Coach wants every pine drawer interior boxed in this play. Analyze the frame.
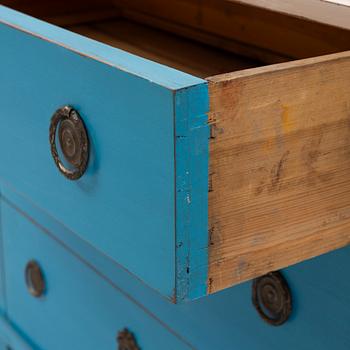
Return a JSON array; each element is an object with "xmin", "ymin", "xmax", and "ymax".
[
  {"xmin": 4, "ymin": 0, "xmax": 350, "ymax": 77},
  {"xmin": 3, "ymin": 0, "xmax": 350, "ymax": 298}
]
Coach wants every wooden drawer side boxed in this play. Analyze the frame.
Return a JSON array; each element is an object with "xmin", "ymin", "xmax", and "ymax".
[
  {"xmin": 114, "ymin": 0, "xmax": 350, "ymax": 64},
  {"xmin": 208, "ymin": 51, "xmax": 350, "ymax": 293}
]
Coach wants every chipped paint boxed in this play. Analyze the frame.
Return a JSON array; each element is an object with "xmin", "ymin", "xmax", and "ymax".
[{"xmin": 174, "ymin": 83, "xmax": 209, "ymax": 302}]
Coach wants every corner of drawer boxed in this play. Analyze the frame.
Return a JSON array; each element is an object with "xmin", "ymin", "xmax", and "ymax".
[{"xmin": 173, "ymin": 82, "xmax": 210, "ymax": 303}]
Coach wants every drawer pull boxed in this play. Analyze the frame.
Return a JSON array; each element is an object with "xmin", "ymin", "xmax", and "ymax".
[
  {"xmin": 25, "ymin": 260, "xmax": 45, "ymax": 298},
  {"xmin": 252, "ymin": 271, "xmax": 292, "ymax": 326},
  {"xmin": 49, "ymin": 106, "xmax": 89, "ymax": 180},
  {"xmin": 117, "ymin": 328, "xmax": 140, "ymax": 350}
]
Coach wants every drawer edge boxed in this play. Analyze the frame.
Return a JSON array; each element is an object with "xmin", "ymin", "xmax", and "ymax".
[
  {"xmin": 0, "ymin": 5, "xmax": 205, "ymax": 90},
  {"xmin": 0, "ymin": 317, "xmax": 33, "ymax": 350},
  {"xmin": 174, "ymin": 84, "xmax": 210, "ymax": 302}
]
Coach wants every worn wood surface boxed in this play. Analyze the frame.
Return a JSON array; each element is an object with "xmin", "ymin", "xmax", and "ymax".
[
  {"xmin": 232, "ymin": 0, "xmax": 350, "ymax": 30},
  {"xmin": 208, "ymin": 51, "xmax": 350, "ymax": 293},
  {"xmin": 3, "ymin": 0, "xmax": 350, "ymax": 301},
  {"xmin": 115, "ymin": 0, "xmax": 350, "ymax": 63},
  {"xmin": 69, "ymin": 19, "xmax": 258, "ymax": 78},
  {"xmin": 6, "ymin": 0, "xmax": 350, "ymax": 65},
  {"xmin": 1, "ymin": 0, "xmax": 115, "ymax": 19}
]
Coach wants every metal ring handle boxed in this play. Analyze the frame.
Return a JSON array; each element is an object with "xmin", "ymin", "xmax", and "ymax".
[
  {"xmin": 117, "ymin": 328, "xmax": 140, "ymax": 350},
  {"xmin": 252, "ymin": 271, "xmax": 292, "ymax": 326},
  {"xmin": 49, "ymin": 106, "xmax": 89, "ymax": 180},
  {"xmin": 25, "ymin": 260, "xmax": 46, "ymax": 298}
]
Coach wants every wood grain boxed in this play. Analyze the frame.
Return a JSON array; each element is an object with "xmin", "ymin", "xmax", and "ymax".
[
  {"xmin": 207, "ymin": 51, "xmax": 350, "ymax": 293},
  {"xmin": 68, "ymin": 19, "xmax": 259, "ymax": 78},
  {"xmin": 231, "ymin": 0, "xmax": 350, "ymax": 30},
  {"xmin": 115, "ymin": 0, "xmax": 350, "ymax": 63},
  {"xmin": 5, "ymin": 0, "xmax": 350, "ymax": 65},
  {"xmin": 1, "ymin": 0, "xmax": 115, "ymax": 18}
]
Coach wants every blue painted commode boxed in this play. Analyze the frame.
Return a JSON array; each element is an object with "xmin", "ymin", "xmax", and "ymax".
[{"xmin": 0, "ymin": 1, "xmax": 350, "ymax": 349}]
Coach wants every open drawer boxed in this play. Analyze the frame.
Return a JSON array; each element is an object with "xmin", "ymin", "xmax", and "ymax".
[{"xmin": 0, "ymin": 0, "xmax": 350, "ymax": 302}]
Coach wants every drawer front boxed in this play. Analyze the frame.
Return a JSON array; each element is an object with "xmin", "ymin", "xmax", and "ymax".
[
  {"xmin": 0, "ymin": 239, "xmax": 5, "ymax": 314},
  {"xmin": 0, "ymin": 317, "xmax": 33, "ymax": 350},
  {"xmin": 1, "ymin": 200, "xmax": 192, "ymax": 350},
  {"xmin": 0, "ymin": 338, "xmax": 6, "ymax": 350},
  {"xmin": 0, "ymin": 6, "xmax": 209, "ymax": 300},
  {"xmin": 4, "ymin": 3, "xmax": 350, "ymax": 304},
  {"xmin": 2, "ymin": 189, "xmax": 350, "ymax": 350}
]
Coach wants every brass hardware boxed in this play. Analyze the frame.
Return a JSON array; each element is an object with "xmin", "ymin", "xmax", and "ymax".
[
  {"xmin": 25, "ymin": 260, "xmax": 45, "ymax": 298},
  {"xmin": 117, "ymin": 328, "xmax": 140, "ymax": 350},
  {"xmin": 252, "ymin": 271, "xmax": 292, "ymax": 326},
  {"xmin": 49, "ymin": 106, "xmax": 89, "ymax": 180}
]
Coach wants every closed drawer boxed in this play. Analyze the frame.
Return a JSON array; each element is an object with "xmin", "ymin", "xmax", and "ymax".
[
  {"xmin": 1, "ymin": 0, "xmax": 350, "ymax": 302},
  {"xmin": 3, "ymin": 190, "xmax": 350, "ymax": 350},
  {"xmin": 0, "ymin": 338, "xmax": 7, "ymax": 350},
  {"xmin": 2, "ymin": 189, "xmax": 350, "ymax": 350},
  {"xmin": 0, "ymin": 317, "xmax": 33, "ymax": 350},
  {"xmin": 1, "ymin": 200, "xmax": 191, "ymax": 350}
]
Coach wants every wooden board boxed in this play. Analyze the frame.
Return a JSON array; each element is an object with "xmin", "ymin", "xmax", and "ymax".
[
  {"xmin": 115, "ymin": 0, "xmax": 350, "ymax": 63},
  {"xmin": 68, "ymin": 19, "xmax": 259, "ymax": 78},
  {"xmin": 5, "ymin": 1, "xmax": 350, "ymax": 65},
  {"xmin": 232, "ymin": 0, "xmax": 350, "ymax": 30},
  {"xmin": 207, "ymin": 51, "xmax": 350, "ymax": 293},
  {"xmin": 1, "ymin": 0, "xmax": 115, "ymax": 18}
]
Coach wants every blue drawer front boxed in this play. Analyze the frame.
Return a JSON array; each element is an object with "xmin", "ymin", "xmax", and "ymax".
[
  {"xmin": 0, "ymin": 233, "xmax": 5, "ymax": 315},
  {"xmin": 4, "ymin": 190, "xmax": 350, "ymax": 350},
  {"xmin": 0, "ymin": 317, "xmax": 33, "ymax": 350},
  {"xmin": 1, "ymin": 200, "xmax": 192, "ymax": 350},
  {"xmin": 178, "ymin": 247, "xmax": 350, "ymax": 350},
  {"xmin": 0, "ymin": 339, "xmax": 7, "ymax": 350},
  {"xmin": 0, "ymin": 6, "xmax": 209, "ymax": 301}
]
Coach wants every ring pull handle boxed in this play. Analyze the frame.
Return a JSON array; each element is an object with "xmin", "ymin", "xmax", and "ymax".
[
  {"xmin": 117, "ymin": 328, "xmax": 140, "ymax": 350},
  {"xmin": 252, "ymin": 271, "xmax": 292, "ymax": 326},
  {"xmin": 25, "ymin": 260, "xmax": 46, "ymax": 298},
  {"xmin": 49, "ymin": 106, "xmax": 89, "ymax": 180}
]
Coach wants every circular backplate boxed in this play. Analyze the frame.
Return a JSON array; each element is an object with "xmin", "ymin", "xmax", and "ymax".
[
  {"xmin": 49, "ymin": 106, "xmax": 89, "ymax": 180},
  {"xmin": 117, "ymin": 328, "xmax": 140, "ymax": 350},
  {"xmin": 25, "ymin": 260, "xmax": 45, "ymax": 298},
  {"xmin": 252, "ymin": 271, "xmax": 292, "ymax": 326}
]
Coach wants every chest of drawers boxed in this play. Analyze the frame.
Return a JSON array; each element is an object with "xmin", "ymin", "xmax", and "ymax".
[{"xmin": 0, "ymin": 1, "xmax": 349, "ymax": 349}]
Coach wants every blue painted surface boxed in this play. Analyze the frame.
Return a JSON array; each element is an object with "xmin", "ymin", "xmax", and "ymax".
[
  {"xmin": 175, "ymin": 85, "xmax": 209, "ymax": 302},
  {"xmin": 0, "ymin": 317, "xmax": 33, "ymax": 350},
  {"xmin": 0, "ymin": 7, "xmax": 208, "ymax": 299},
  {"xmin": 0, "ymin": 200, "xmax": 5, "ymax": 316},
  {"xmin": 0, "ymin": 338, "xmax": 7, "ymax": 350},
  {"xmin": 1, "ymin": 5, "xmax": 349, "ymax": 350},
  {"xmin": 0, "ymin": 6, "xmax": 204, "ymax": 90},
  {"xmin": 3, "ymin": 189, "xmax": 350, "ymax": 350},
  {"xmin": 1, "ymin": 200, "xmax": 192, "ymax": 350}
]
